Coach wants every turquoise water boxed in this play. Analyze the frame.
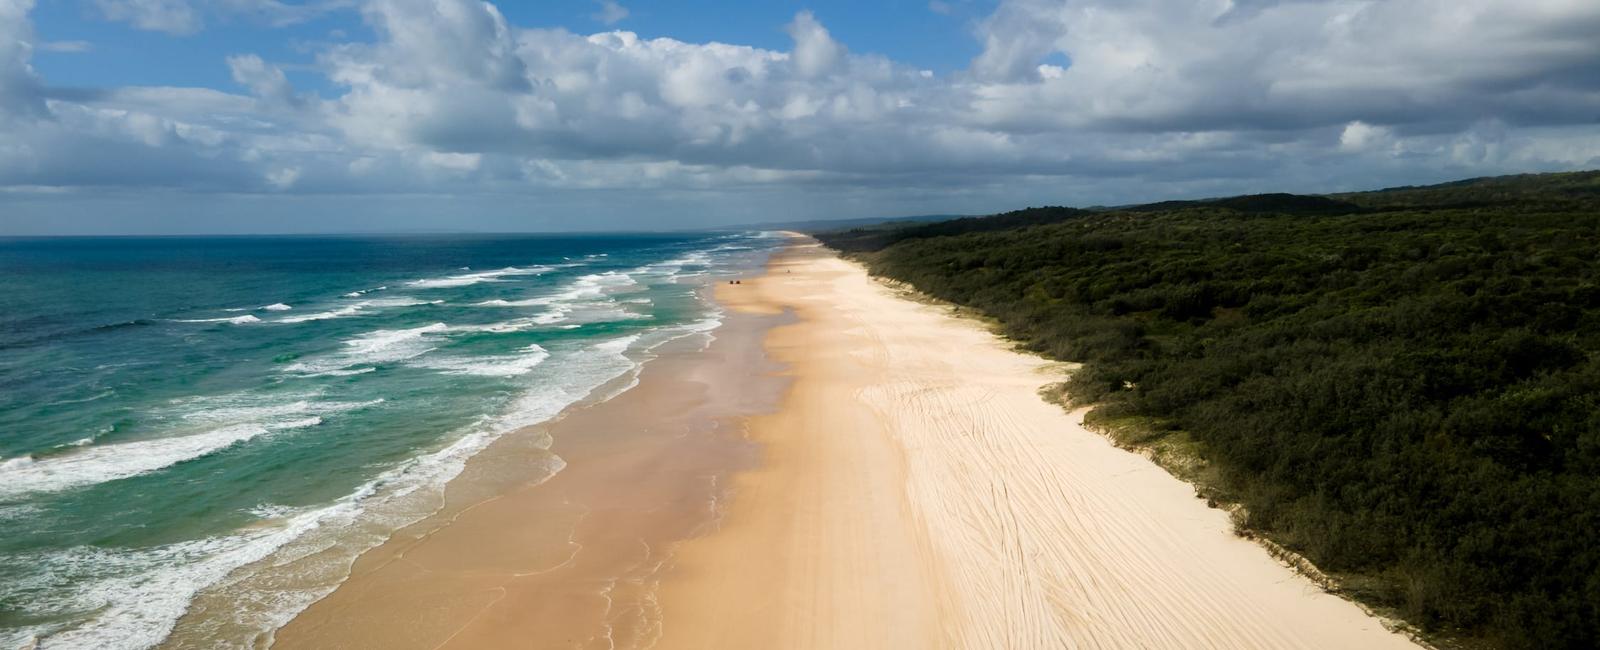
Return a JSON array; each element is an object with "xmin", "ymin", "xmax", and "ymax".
[{"xmin": 0, "ymin": 232, "xmax": 779, "ymax": 648}]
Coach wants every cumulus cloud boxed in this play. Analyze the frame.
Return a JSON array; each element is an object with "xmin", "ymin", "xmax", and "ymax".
[
  {"xmin": 1, "ymin": 0, "xmax": 1598, "ymax": 224},
  {"xmin": 227, "ymin": 54, "xmax": 299, "ymax": 106},
  {"xmin": 785, "ymin": 10, "xmax": 845, "ymax": 78},
  {"xmin": 1, "ymin": 0, "xmax": 47, "ymax": 119},
  {"xmin": 1339, "ymin": 121, "xmax": 1391, "ymax": 152},
  {"xmin": 965, "ymin": 0, "xmax": 1600, "ymax": 133}
]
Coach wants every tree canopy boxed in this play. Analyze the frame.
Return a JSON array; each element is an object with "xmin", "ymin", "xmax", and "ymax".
[{"xmin": 816, "ymin": 170, "xmax": 1600, "ymax": 649}]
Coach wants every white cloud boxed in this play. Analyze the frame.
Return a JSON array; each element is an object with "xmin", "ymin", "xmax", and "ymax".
[
  {"xmin": 0, "ymin": 0, "xmax": 1598, "ymax": 225},
  {"xmin": 1339, "ymin": 121, "xmax": 1391, "ymax": 152},
  {"xmin": 227, "ymin": 54, "xmax": 298, "ymax": 105},
  {"xmin": 592, "ymin": 0, "xmax": 628, "ymax": 25},
  {"xmin": 964, "ymin": 0, "xmax": 1600, "ymax": 133},
  {"xmin": 785, "ymin": 11, "xmax": 845, "ymax": 78},
  {"xmin": 1, "ymin": 0, "xmax": 47, "ymax": 120}
]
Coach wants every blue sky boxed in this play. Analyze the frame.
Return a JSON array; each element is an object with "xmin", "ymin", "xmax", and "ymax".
[
  {"xmin": 2, "ymin": 0, "xmax": 1598, "ymax": 234},
  {"xmin": 28, "ymin": 1, "xmax": 366, "ymax": 92},
  {"xmin": 29, "ymin": 1, "xmax": 994, "ymax": 96}
]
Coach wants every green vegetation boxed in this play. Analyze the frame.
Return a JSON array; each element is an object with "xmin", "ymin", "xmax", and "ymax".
[{"xmin": 816, "ymin": 171, "xmax": 1600, "ymax": 649}]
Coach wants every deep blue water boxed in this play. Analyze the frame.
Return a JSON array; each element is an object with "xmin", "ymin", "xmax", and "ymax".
[{"xmin": 0, "ymin": 232, "xmax": 778, "ymax": 648}]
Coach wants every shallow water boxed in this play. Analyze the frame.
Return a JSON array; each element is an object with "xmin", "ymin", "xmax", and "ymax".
[{"xmin": 0, "ymin": 232, "xmax": 779, "ymax": 648}]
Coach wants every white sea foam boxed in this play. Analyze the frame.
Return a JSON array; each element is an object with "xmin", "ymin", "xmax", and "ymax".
[
  {"xmin": 566, "ymin": 271, "xmax": 640, "ymax": 299},
  {"xmin": 471, "ymin": 271, "xmax": 639, "ymax": 308},
  {"xmin": 534, "ymin": 309, "xmax": 570, "ymax": 324},
  {"xmin": 174, "ymin": 314, "xmax": 261, "ymax": 325},
  {"xmin": 455, "ymin": 300, "xmax": 651, "ymax": 334},
  {"xmin": 277, "ymin": 304, "xmax": 362, "ymax": 323},
  {"xmin": 407, "ymin": 266, "xmax": 551, "ymax": 289},
  {"xmin": 275, "ymin": 297, "xmax": 431, "ymax": 324},
  {"xmin": 307, "ymin": 367, "xmax": 377, "ymax": 377},
  {"xmin": 593, "ymin": 334, "xmax": 641, "ymax": 355},
  {"xmin": 461, "ymin": 273, "xmax": 649, "ymax": 332},
  {"xmin": 274, "ymin": 416, "xmax": 325, "ymax": 429},
  {"xmin": 247, "ymin": 503, "xmax": 296, "ymax": 519},
  {"xmin": 362, "ymin": 297, "xmax": 433, "ymax": 308},
  {"xmin": 4, "ymin": 486, "xmax": 386, "ymax": 650},
  {"xmin": 472, "ymin": 298, "xmax": 548, "ymax": 307},
  {"xmin": 410, "ymin": 344, "xmax": 550, "ymax": 377},
  {"xmin": 0, "ymin": 398, "xmax": 376, "ymax": 501},
  {"xmin": 449, "ymin": 318, "xmax": 539, "ymax": 334},
  {"xmin": 638, "ymin": 251, "xmax": 711, "ymax": 277},
  {"xmin": 261, "ymin": 303, "xmax": 292, "ymax": 311},
  {"xmin": 344, "ymin": 323, "xmax": 446, "ymax": 359},
  {"xmin": 2, "ymin": 239, "xmax": 774, "ymax": 649},
  {"xmin": 0, "ymin": 424, "xmax": 270, "ymax": 500},
  {"xmin": 285, "ymin": 324, "xmax": 446, "ymax": 374},
  {"xmin": 407, "ymin": 277, "xmax": 480, "ymax": 289},
  {"xmin": 22, "ymin": 334, "xmax": 654, "ymax": 648},
  {"xmin": 178, "ymin": 399, "xmax": 316, "ymax": 424},
  {"xmin": 343, "ymin": 286, "xmax": 387, "ymax": 298}
]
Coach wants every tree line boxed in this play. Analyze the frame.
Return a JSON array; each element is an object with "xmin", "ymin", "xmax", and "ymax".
[{"xmin": 815, "ymin": 171, "xmax": 1600, "ymax": 649}]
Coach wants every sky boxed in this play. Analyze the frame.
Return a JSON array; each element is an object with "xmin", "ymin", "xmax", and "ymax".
[{"xmin": 1, "ymin": 0, "xmax": 1598, "ymax": 234}]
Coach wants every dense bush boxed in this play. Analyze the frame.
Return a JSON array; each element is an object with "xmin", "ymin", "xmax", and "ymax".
[{"xmin": 816, "ymin": 170, "xmax": 1600, "ymax": 649}]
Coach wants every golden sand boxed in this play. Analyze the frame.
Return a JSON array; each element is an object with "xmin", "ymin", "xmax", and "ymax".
[
  {"xmin": 274, "ymin": 236, "xmax": 1417, "ymax": 649},
  {"xmin": 650, "ymin": 238, "xmax": 1416, "ymax": 649}
]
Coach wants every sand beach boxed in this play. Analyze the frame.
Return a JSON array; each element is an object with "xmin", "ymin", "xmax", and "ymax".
[{"xmin": 273, "ymin": 236, "xmax": 1417, "ymax": 649}]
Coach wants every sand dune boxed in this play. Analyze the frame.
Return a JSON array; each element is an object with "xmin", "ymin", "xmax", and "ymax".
[{"xmin": 651, "ymin": 238, "xmax": 1417, "ymax": 649}]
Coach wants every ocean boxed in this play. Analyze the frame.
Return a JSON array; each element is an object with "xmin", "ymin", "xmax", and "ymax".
[{"xmin": 0, "ymin": 232, "xmax": 780, "ymax": 648}]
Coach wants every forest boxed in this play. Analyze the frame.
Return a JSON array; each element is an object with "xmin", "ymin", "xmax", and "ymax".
[{"xmin": 815, "ymin": 171, "xmax": 1600, "ymax": 649}]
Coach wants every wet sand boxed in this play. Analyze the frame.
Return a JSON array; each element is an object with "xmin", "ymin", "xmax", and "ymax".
[
  {"xmin": 274, "ymin": 236, "xmax": 1419, "ymax": 649},
  {"xmin": 270, "ymin": 302, "xmax": 788, "ymax": 649}
]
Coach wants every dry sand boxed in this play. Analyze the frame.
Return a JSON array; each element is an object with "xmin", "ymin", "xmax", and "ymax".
[
  {"xmin": 272, "ymin": 236, "xmax": 1419, "ymax": 649},
  {"xmin": 649, "ymin": 238, "xmax": 1418, "ymax": 649}
]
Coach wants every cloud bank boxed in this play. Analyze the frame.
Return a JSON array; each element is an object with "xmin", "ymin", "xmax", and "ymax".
[{"xmin": 2, "ymin": 0, "xmax": 1598, "ymax": 230}]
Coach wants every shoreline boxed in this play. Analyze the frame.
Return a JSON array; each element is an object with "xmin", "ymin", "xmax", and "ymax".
[
  {"xmin": 265, "ymin": 236, "xmax": 1419, "ymax": 648},
  {"xmin": 265, "ymin": 290, "xmax": 790, "ymax": 648}
]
